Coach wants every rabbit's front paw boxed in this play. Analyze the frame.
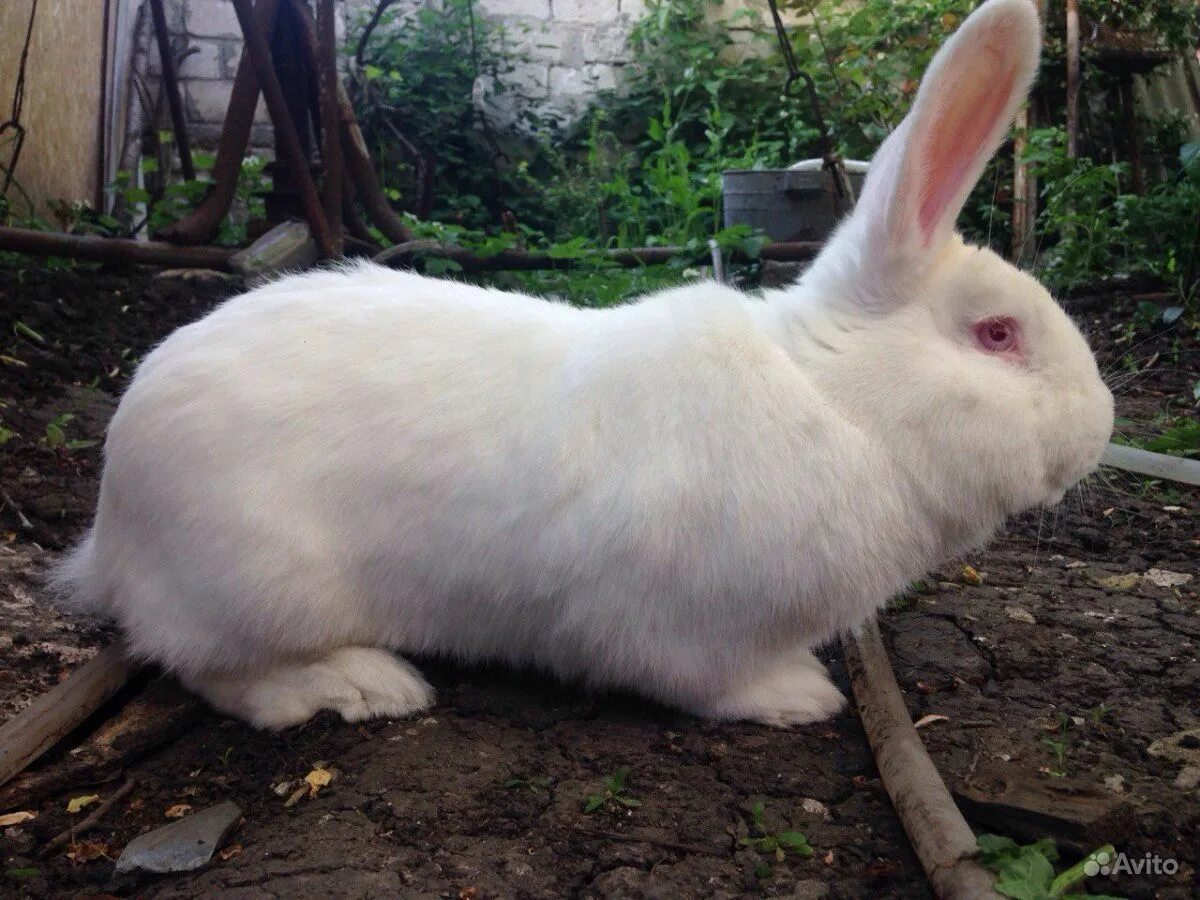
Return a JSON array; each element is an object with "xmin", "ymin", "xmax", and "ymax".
[
  {"xmin": 701, "ymin": 653, "xmax": 846, "ymax": 727},
  {"xmin": 185, "ymin": 646, "xmax": 434, "ymax": 729}
]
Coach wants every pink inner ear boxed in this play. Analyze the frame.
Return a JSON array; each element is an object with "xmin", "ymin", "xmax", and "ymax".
[{"xmin": 916, "ymin": 47, "xmax": 1018, "ymax": 245}]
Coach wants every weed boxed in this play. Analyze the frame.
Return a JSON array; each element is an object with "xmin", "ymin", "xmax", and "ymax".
[
  {"xmin": 504, "ymin": 775, "xmax": 551, "ymax": 794},
  {"xmin": 40, "ymin": 413, "xmax": 99, "ymax": 453},
  {"xmin": 739, "ymin": 801, "xmax": 814, "ymax": 866},
  {"xmin": 1040, "ymin": 714, "xmax": 1071, "ymax": 778},
  {"xmin": 583, "ymin": 767, "xmax": 642, "ymax": 814}
]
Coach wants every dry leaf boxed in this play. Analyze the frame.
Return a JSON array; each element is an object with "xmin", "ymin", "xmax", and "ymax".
[
  {"xmin": 822, "ymin": 849, "xmax": 835, "ymax": 865},
  {"xmin": 218, "ymin": 843, "xmax": 244, "ymax": 862},
  {"xmin": 66, "ymin": 839, "xmax": 109, "ymax": 863},
  {"xmin": 960, "ymin": 565, "xmax": 983, "ymax": 586},
  {"xmin": 1096, "ymin": 573, "xmax": 1140, "ymax": 591},
  {"xmin": 283, "ymin": 785, "xmax": 309, "ymax": 808},
  {"xmin": 304, "ymin": 766, "xmax": 334, "ymax": 796},
  {"xmin": 164, "ymin": 804, "xmax": 193, "ymax": 819},
  {"xmin": 67, "ymin": 794, "xmax": 100, "ymax": 814},
  {"xmin": 914, "ymin": 714, "xmax": 949, "ymax": 729},
  {"xmin": 1005, "ymin": 606, "xmax": 1036, "ymax": 625},
  {"xmin": 0, "ymin": 811, "xmax": 36, "ymax": 826}
]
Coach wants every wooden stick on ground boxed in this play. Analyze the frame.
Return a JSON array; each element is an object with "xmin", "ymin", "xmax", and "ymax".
[
  {"xmin": 0, "ymin": 644, "xmax": 137, "ymax": 791},
  {"xmin": 842, "ymin": 621, "xmax": 1003, "ymax": 900},
  {"xmin": 39, "ymin": 778, "xmax": 138, "ymax": 857}
]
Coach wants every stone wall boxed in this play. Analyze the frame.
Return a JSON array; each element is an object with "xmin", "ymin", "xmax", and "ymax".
[{"xmin": 140, "ymin": 0, "xmax": 659, "ymax": 150}]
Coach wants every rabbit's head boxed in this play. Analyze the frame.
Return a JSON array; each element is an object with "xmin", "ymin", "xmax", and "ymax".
[{"xmin": 783, "ymin": 0, "xmax": 1112, "ymax": 529}]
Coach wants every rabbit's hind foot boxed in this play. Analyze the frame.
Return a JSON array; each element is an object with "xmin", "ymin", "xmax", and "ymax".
[
  {"xmin": 699, "ymin": 650, "xmax": 846, "ymax": 727},
  {"xmin": 184, "ymin": 646, "xmax": 435, "ymax": 730}
]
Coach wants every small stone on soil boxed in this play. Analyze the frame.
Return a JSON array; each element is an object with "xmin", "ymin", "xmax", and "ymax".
[{"xmin": 114, "ymin": 800, "xmax": 242, "ymax": 874}]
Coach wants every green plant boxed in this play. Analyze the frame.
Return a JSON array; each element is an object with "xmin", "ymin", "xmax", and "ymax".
[
  {"xmin": 41, "ymin": 413, "xmax": 99, "ymax": 453},
  {"xmin": 1040, "ymin": 713, "xmax": 1072, "ymax": 778},
  {"xmin": 504, "ymin": 774, "xmax": 551, "ymax": 793},
  {"xmin": 977, "ymin": 835, "xmax": 1124, "ymax": 900},
  {"xmin": 739, "ymin": 801, "xmax": 814, "ymax": 865},
  {"xmin": 348, "ymin": 0, "xmax": 556, "ymax": 226},
  {"xmin": 583, "ymin": 766, "xmax": 642, "ymax": 813}
]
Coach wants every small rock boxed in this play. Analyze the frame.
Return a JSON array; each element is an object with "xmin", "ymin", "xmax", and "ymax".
[
  {"xmin": 1005, "ymin": 606, "xmax": 1036, "ymax": 624},
  {"xmin": 1147, "ymin": 728, "xmax": 1200, "ymax": 767},
  {"xmin": 229, "ymin": 221, "xmax": 318, "ymax": 286},
  {"xmin": 1143, "ymin": 569, "xmax": 1193, "ymax": 589},
  {"xmin": 1103, "ymin": 774, "xmax": 1126, "ymax": 793},
  {"xmin": 1174, "ymin": 766, "xmax": 1200, "ymax": 792},
  {"xmin": 115, "ymin": 800, "xmax": 242, "ymax": 874},
  {"xmin": 800, "ymin": 798, "xmax": 831, "ymax": 819}
]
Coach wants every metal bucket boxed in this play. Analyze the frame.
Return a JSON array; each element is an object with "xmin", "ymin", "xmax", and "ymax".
[{"xmin": 721, "ymin": 162, "xmax": 868, "ymax": 243}]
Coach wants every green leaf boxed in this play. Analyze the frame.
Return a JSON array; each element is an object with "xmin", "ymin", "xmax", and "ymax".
[
  {"xmin": 0, "ymin": 425, "xmax": 16, "ymax": 445},
  {"xmin": 615, "ymin": 796, "xmax": 641, "ymax": 808},
  {"xmin": 583, "ymin": 795, "xmax": 605, "ymax": 814},
  {"xmin": 994, "ymin": 846, "xmax": 1056, "ymax": 900},
  {"xmin": 777, "ymin": 831, "xmax": 813, "ymax": 856},
  {"xmin": 44, "ymin": 423, "xmax": 65, "ymax": 448},
  {"xmin": 14, "ymin": 321, "xmax": 46, "ymax": 345}
]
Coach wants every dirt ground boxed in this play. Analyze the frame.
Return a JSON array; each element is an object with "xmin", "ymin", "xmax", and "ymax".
[{"xmin": 0, "ymin": 263, "xmax": 1197, "ymax": 899}]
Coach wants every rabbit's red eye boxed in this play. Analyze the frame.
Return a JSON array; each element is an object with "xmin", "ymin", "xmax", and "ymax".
[{"xmin": 975, "ymin": 316, "xmax": 1020, "ymax": 353}]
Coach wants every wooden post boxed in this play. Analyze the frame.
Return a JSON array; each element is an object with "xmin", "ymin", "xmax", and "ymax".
[
  {"xmin": 148, "ymin": 0, "xmax": 196, "ymax": 181},
  {"xmin": 1065, "ymin": 0, "xmax": 1080, "ymax": 159},
  {"xmin": 230, "ymin": 0, "xmax": 335, "ymax": 258},
  {"xmin": 1119, "ymin": 74, "xmax": 1144, "ymax": 195},
  {"xmin": 1012, "ymin": 104, "xmax": 1031, "ymax": 264},
  {"xmin": 316, "ymin": 0, "xmax": 343, "ymax": 255}
]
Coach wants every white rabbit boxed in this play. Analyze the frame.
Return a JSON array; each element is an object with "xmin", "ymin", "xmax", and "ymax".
[{"xmin": 53, "ymin": 0, "xmax": 1112, "ymax": 729}]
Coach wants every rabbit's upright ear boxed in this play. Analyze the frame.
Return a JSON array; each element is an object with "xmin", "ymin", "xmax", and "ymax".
[{"xmin": 851, "ymin": 0, "xmax": 1041, "ymax": 281}]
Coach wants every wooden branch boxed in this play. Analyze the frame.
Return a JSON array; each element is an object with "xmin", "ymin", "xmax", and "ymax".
[
  {"xmin": 316, "ymin": 0, "xmax": 343, "ymax": 256},
  {"xmin": 158, "ymin": 0, "xmax": 281, "ymax": 245},
  {"xmin": 0, "ymin": 678, "xmax": 200, "ymax": 811},
  {"xmin": 39, "ymin": 779, "xmax": 138, "ymax": 857},
  {"xmin": 0, "ymin": 225, "xmax": 236, "ymax": 269},
  {"xmin": 231, "ymin": 0, "xmax": 336, "ymax": 259},
  {"xmin": 842, "ymin": 621, "xmax": 1003, "ymax": 900},
  {"xmin": 148, "ymin": 0, "xmax": 195, "ymax": 181},
  {"xmin": 0, "ymin": 645, "xmax": 136, "ymax": 791},
  {"xmin": 353, "ymin": 0, "xmax": 403, "ymax": 69}
]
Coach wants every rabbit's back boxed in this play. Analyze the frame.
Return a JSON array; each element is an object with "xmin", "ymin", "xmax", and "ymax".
[{"xmin": 70, "ymin": 265, "xmax": 902, "ymax": 695}]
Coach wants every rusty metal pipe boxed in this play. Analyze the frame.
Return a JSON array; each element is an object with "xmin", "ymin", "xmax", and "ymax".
[
  {"xmin": 148, "ymin": 0, "xmax": 196, "ymax": 181},
  {"xmin": 230, "ymin": 0, "xmax": 336, "ymax": 259},
  {"xmin": 0, "ymin": 225, "xmax": 235, "ymax": 269},
  {"xmin": 374, "ymin": 240, "xmax": 822, "ymax": 272}
]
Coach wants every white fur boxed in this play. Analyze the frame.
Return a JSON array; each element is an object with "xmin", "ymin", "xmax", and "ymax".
[{"xmin": 52, "ymin": 0, "xmax": 1112, "ymax": 728}]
